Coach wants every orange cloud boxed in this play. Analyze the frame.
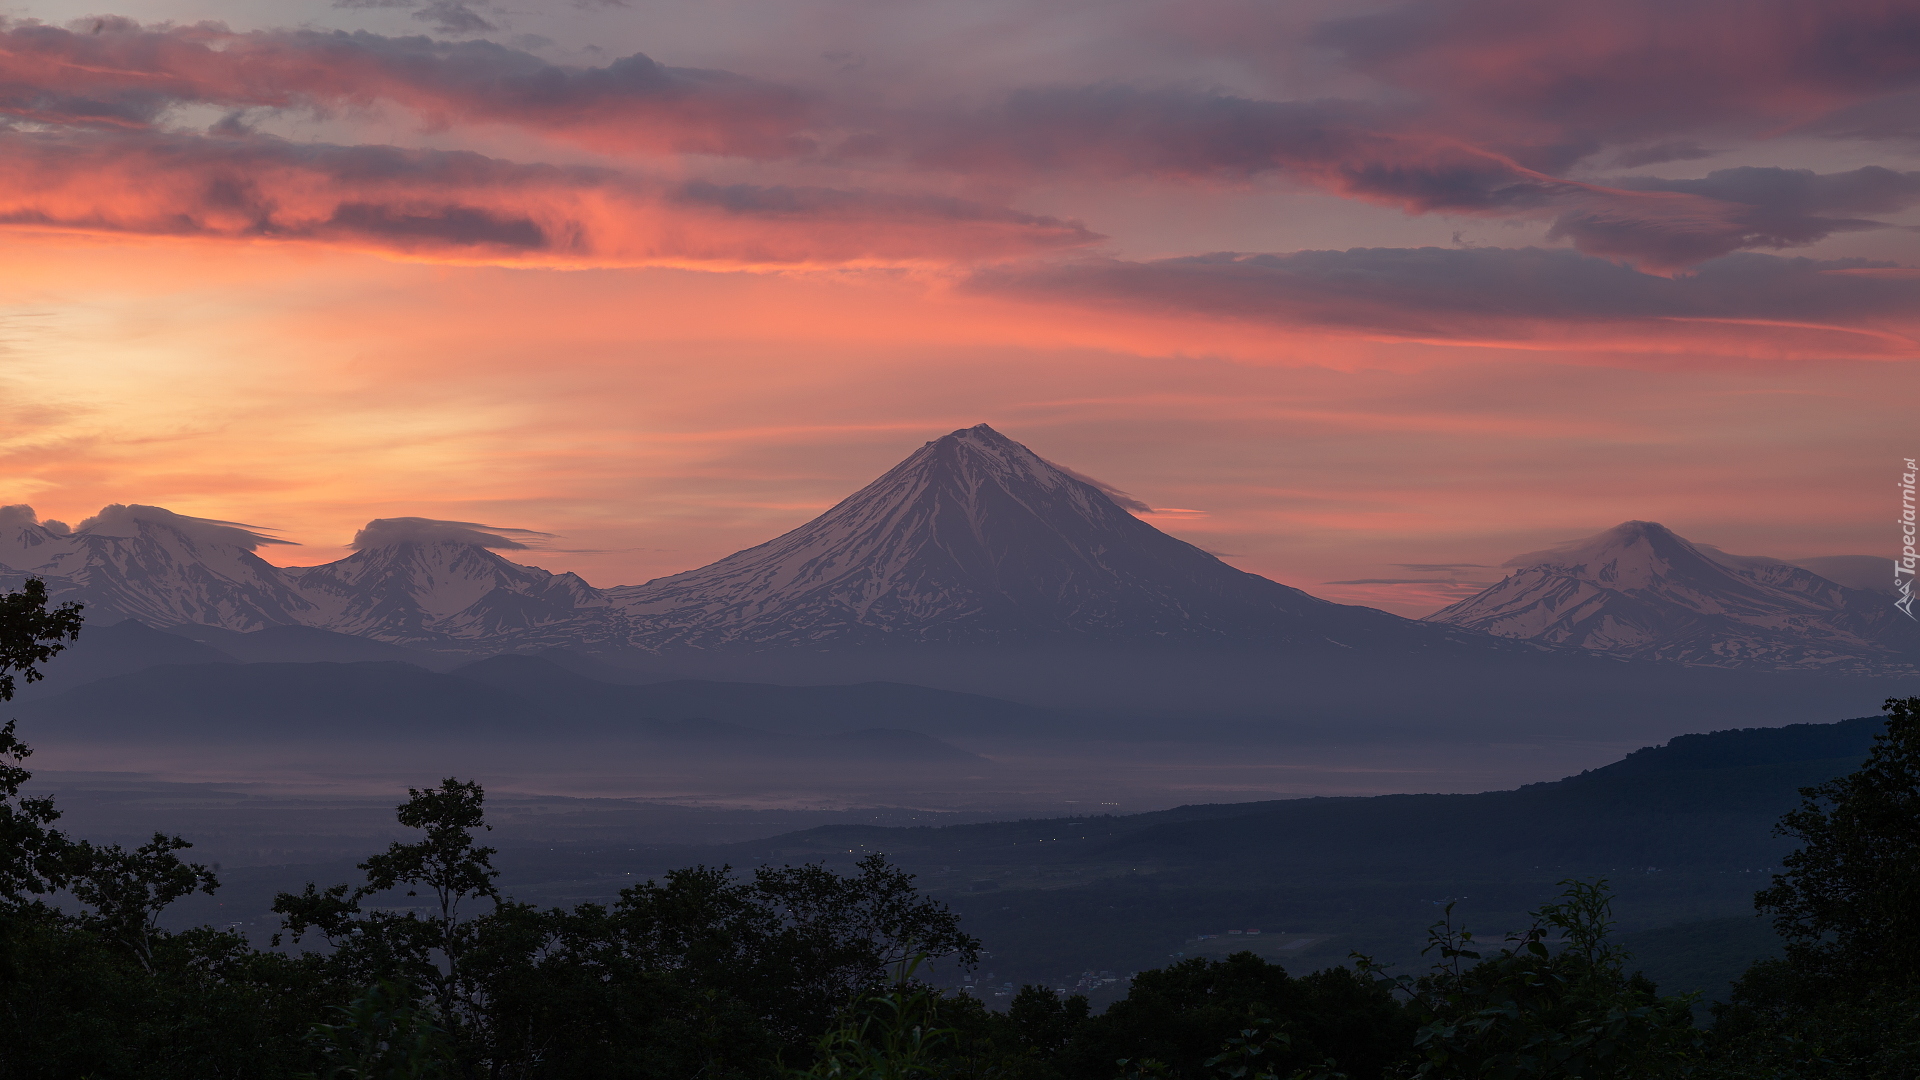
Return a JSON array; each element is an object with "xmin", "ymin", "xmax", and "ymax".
[{"xmin": 0, "ymin": 127, "xmax": 1096, "ymax": 267}]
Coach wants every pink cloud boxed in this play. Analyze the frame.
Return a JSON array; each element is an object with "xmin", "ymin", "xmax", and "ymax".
[
  {"xmin": 6, "ymin": 16, "xmax": 1916, "ymax": 270},
  {"xmin": 0, "ymin": 126, "xmax": 1096, "ymax": 266},
  {"xmin": 1316, "ymin": 0, "xmax": 1920, "ymax": 149}
]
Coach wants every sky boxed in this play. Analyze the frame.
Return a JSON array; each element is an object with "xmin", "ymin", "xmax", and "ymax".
[{"xmin": 0, "ymin": 0, "xmax": 1915, "ymax": 616}]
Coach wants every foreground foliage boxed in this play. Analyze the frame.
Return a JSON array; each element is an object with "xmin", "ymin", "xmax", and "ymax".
[
  {"xmin": 1, "ymin": 583, "xmax": 1917, "ymax": 1078},
  {"xmin": 1704, "ymin": 695, "xmax": 1920, "ymax": 1079}
]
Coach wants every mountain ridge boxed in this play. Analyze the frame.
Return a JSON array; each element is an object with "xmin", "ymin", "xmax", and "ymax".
[{"xmin": 5, "ymin": 435, "xmax": 1915, "ymax": 687}]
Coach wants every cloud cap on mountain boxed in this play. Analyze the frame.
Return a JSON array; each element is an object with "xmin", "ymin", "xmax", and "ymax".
[
  {"xmin": 350, "ymin": 517, "xmax": 554, "ymax": 550},
  {"xmin": 76, "ymin": 504, "xmax": 294, "ymax": 549},
  {"xmin": 0, "ymin": 505, "xmax": 71, "ymax": 535}
]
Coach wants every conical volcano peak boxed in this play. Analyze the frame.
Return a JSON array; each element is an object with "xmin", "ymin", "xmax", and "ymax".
[
  {"xmin": 907, "ymin": 424, "xmax": 1152, "ymax": 513},
  {"xmin": 945, "ymin": 422, "xmax": 1009, "ymax": 441},
  {"xmin": 915, "ymin": 423, "xmax": 1069, "ymax": 480},
  {"xmin": 934, "ymin": 423, "xmax": 1031, "ymax": 456},
  {"xmin": 607, "ymin": 423, "xmax": 1400, "ymax": 648}
]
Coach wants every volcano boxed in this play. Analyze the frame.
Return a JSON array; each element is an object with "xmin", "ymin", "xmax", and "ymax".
[
  {"xmin": 607, "ymin": 424, "xmax": 1414, "ymax": 650},
  {"xmin": 284, "ymin": 518, "xmax": 612, "ymax": 646},
  {"xmin": 1424, "ymin": 521, "xmax": 1919, "ymax": 674},
  {"xmin": 0, "ymin": 504, "xmax": 316, "ymax": 631}
]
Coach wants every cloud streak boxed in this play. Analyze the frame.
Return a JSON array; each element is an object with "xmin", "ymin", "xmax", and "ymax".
[
  {"xmin": 0, "ymin": 19, "xmax": 809, "ymax": 156},
  {"xmin": 0, "ymin": 126, "xmax": 1096, "ymax": 266},
  {"xmin": 1317, "ymin": 0, "xmax": 1920, "ymax": 151},
  {"xmin": 350, "ymin": 517, "xmax": 551, "ymax": 549},
  {"xmin": 968, "ymin": 246, "xmax": 1920, "ymax": 350}
]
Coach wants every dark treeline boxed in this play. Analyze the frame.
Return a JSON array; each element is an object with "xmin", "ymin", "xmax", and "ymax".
[{"xmin": 2, "ymin": 582, "xmax": 1917, "ymax": 1079}]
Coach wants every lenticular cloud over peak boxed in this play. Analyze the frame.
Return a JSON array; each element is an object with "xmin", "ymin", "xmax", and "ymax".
[
  {"xmin": 76, "ymin": 503, "xmax": 295, "ymax": 550},
  {"xmin": 349, "ymin": 517, "xmax": 556, "ymax": 550}
]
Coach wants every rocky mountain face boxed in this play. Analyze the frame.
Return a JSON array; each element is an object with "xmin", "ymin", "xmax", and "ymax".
[
  {"xmin": 1424, "ymin": 521, "xmax": 1918, "ymax": 674},
  {"xmin": 606, "ymin": 424, "xmax": 1411, "ymax": 649}
]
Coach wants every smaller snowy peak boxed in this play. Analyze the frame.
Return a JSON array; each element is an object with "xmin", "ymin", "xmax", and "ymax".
[
  {"xmin": 0, "ymin": 505, "xmax": 75, "ymax": 572},
  {"xmin": 1426, "ymin": 521, "xmax": 1917, "ymax": 673},
  {"xmin": 1497, "ymin": 521, "xmax": 1749, "ymax": 593},
  {"xmin": 19, "ymin": 503, "xmax": 316, "ymax": 631},
  {"xmin": 287, "ymin": 518, "xmax": 609, "ymax": 644}
]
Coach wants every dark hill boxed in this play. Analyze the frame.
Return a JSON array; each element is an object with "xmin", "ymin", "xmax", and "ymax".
[
  {"xmin": 176, "ymin": 624, "xmax": 450, "ymax": 667},
  {"xmin": 449, "ymin": 653, "xmax": 1060, "ymax": 736},
  {"xmin": 1573, "ymin": 716, "xmax": 1887, "ymax": 777},
  {"xmin": 18, "ymin": 661, "xmax": 532, "ymax": 739},
  {"xmin": 16, "ymin": 658, "xmax": 994, "ymax": 760},
  {"xmin": 663, "ymin": 713, "xmax": 1887, "ymax": 992},
  {"xmin": 9, "ymin": 619, "xmax": 238, "ymax": 696}
]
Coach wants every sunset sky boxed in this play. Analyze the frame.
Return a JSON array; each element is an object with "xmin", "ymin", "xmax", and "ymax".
[{"xmin": 1, "ymin": 0, "xmax": 1915, "ymax": 616}]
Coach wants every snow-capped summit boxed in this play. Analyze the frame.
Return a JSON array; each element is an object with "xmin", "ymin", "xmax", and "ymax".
[
  {"xmin": 0, "ymin": 504, "xmax": 74, "ymax": 574},
  {"xmin": 5, "ymin": 504, "xmax": 317, "ymax": 631},
  {"xmin": 608, "ymin": 423, "xmax": 1404, "ymax": 648},
  {"xmin": 1424, "ymin": 521, "xmax": 1918, "ymax": 673},
  {"xmin": 284, "ymin": 517, "xmax": 610, "ymax": 645}
]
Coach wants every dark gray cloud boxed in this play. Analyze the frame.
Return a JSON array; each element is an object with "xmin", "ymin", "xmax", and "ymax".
[
  {"xmin": 1315, "ymin": 0, "xmax": 1920, "ymax": 147},
  {"xmin": 0, "ymin": 20, "xmax": 811, "ymax": 158},
  {"xmin": 1551, "ymin": 165, "xmax": 1920, "ymax": 266},
  {"xmin": 1609, "ymin": 142, "xmax": 1718, "ymax": 169},
  {"xmin": 968, "ymin": 246, "xmax": 1920, "ymax": 341},
  {"xmin": 411, "ymin": 0, "xmax": 497, "ymax": 35},
  {"xmin": 867, "ymin": 85, "xmax": 1911, "ymax": 268}
]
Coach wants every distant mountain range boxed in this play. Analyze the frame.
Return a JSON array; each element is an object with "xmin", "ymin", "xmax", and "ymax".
[
  {"xmin": 2, "ymin": 426, "xmax": 1915, "ymax": 730},
  {"xmin": 0, "ymin": 504, "xmax": 619, "ymax": 649},
  {"xmin": 0, "ymin": 427, "xmax": 1446, "ymax": 653},
  {"xmin": 1425, "ymin": 521, "xmax": 1918, "ymax": 675}
]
